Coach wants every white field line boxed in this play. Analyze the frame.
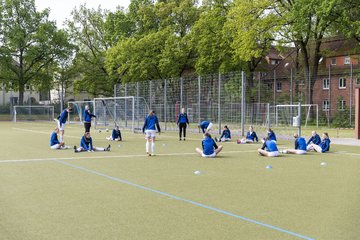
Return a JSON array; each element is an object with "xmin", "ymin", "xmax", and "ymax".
[
  {"xmin": 0, "ymin": 150, "xmax": 254, "ymax": 164},
  {"xmin": 12, "ymin": 127, "xmax": 80, "ymax": 139}
]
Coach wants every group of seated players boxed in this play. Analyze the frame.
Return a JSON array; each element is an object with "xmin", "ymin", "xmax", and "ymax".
[
  {"xmin": 49, "ymin": 106, "xmax": 123, "ymax": 153},
  {"xmin": 49, "ymin": 107, "xmax": 330, "ymax": 159},
  {"xmin": 196, "ymin": 120, "xmax": 331, "ymax": 158}
]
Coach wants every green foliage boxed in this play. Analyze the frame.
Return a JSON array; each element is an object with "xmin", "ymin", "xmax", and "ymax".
[
  {"xmin": 331, "ymin": 97, "xmax": 352, "ymax": 128},
  {"xmin": 0, "ymin": 0, "xmax": 73, "ymax": 104}
]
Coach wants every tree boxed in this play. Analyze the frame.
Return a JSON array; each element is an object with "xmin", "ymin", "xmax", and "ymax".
[
  {"xmin": 0, "ymin": 0, "xmax": 72, "ymax": 105},
  {"xmin": 66, "ymin": 5, "xmax": 116, "ymax": 96}
]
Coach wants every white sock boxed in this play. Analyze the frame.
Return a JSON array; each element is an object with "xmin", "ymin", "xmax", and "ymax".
[
  {"xmin": 77, "ymin": 147, "xmax": 82, "ymax": 152},
  {"xmin": 151, "ymin": 142, "xmax": 155, "ymax": 153},
  {"xmin": 94, "ymin": 147, "xmax": 105, "ymax": 151},
  {"xmin": 60, "ymin": 135, "xmax": 63, "ymax": 142},
  {"xmin": 146, "ymin": 140, "xmax": 150, "ymax": 153}
]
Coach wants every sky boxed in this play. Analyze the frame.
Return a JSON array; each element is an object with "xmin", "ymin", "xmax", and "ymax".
[{"xmin": 35, "ymin": 0, "xmax": 131, "ymax": 28}]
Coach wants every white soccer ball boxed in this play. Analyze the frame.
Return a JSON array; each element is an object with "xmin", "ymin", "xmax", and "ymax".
[
  {"xmin": 106, "ymin": 129, "xmax": 109, "ymax": 132},
  {"xmin": 194, "ymin": 170, "xmax": 201, "ymax": 175},
  {"xmin": 320, "ymin": 162, "xmax": 327, "ymax": 166}
]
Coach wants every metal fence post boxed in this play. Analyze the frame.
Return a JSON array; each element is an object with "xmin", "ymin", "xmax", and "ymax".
[
  {"xmin": 267, "ymin": 103, "xmax": 270, "ymax": 128},
  {"xmin": 198, "ymin": 76, "xmax": 201, "ymax": 125},
  {"xmin": 164, "ymin": 79, "xmax": 167, "ymax": 130},
  {"xmin": 328, "ymin": 65, "xmax": 331, "ymax": 126},
  {"xmin": 298, "ymin": 102, "xmax": 302, "ymax": 136},
  {"xmin": 241, "ymin": 71, "xmax": 246, "ymax": 136},
  {"xmin": 218, "ymin": 72, "xmax": 221, "ymax": 135},
  {"xmin": 137, "ymin": 82, "xmax": 139, "ymax": 129},
  {"xmin": 350, "ymin": 63, "xmax": 353, "ymax": 126},
  {"xmin": 149, "ymin": 80, "xmax": 152, "ymax": 110},
  {"xmin": 273, "ymin": 70, "xmax": 276, "ymax": 106},
  {"xmin": 180, "ymin": 77, "xmax": 183, "ymax": 109},
  {"xmin": 125, "ymin": 83, "xmax": 127, "ymax": 128}
]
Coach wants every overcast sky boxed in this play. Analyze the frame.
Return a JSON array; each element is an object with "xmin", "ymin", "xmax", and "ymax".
[{"xmin": 35, "ymin": 0, "xmax": 131, "ymax": 28}]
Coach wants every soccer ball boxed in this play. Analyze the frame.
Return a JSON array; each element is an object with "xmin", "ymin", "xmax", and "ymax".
[{"xmin": 106, "ymin": 129, "xmax": 109, "ymax": 132}]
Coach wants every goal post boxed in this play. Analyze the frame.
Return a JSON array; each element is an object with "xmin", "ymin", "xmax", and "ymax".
[
  {"xmin": 13, "ymin": 105, "xmax": 55, "ymax": 122},
  {"xmin": 93, "ymin": 96, "xmax": 149, "ymax": 132},
  {"xmin": 275, "ymin": 104, "xmax": 319, "ymax": 128}
]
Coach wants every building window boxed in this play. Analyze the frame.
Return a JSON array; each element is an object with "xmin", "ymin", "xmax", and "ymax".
[
  {"xmin": 339, "ymin": 100, "xmax": 346, "ymax": 110},
  {"xmin": 344, "ymin": 56, "xmax": 351, "ymax": 65},
  {"xmin": 339, "ymin": 77, "xmax": 346, "ymax": 89},
  {"xmin": 322, "ymin": 78, "xmax": 330, "ymax": 89},
  {"xmin": 356, "ymin": 77, "xmax": 360, "ymax": 85},
  {"xmin": 331, "ymin": 58, "xmax": 337, "ymax": 65},
  {"xmin": 276, "ymin": 82, "xmax": 282, "ymax": 92},
  {"xmin": 323, "ymin": 100, "xmax": 330, "ymax": 111},
  {"xmin": 270, "ymin": 59, "xmax": 279, "ymax": 65},
  {"xmin": 267, "ymin": 83, "xmax": 273, "ymax": 89}
]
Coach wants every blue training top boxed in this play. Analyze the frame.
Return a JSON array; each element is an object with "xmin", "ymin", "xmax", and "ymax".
[
  {"xmin": 112, "ymin": 129, "xmax": 122, "ymax": 140},
  {"xmin": 319, "ymin": 138, "xmax": 331, "ymax": 153},
  {"xmin": 246, "ymin": 131, "xmax": 258, "ymax": 142},
  {"xmin": 50, "ymin": 132, "xmax": 60, "ymax": 146},
  {"xmin": 220, "ymin": 129, "xmax": 231, "ymax": 139},
  {"xmin": 142, "ymin": 115, "xmax": 161, "ymax": 132},
  {"xmin": 58, "ymin": 110, "xmax": 68, "ymax": 124},
  {"xmin": 307, "ymin": 134, "xmax": 321, "ymax": 145},
  {"xmin": 200, "ymin": 121, "xmax": 210, "ymax": 133},
  {"xmin": 84, "ymin": 109, "xmax": 96, "ymax": 123},
  {"xmin": 268, "ymin": 131, "xmax": 277, "ymax": 141},
  {"xmin": 80, "ymin": 136, "xmax": 93, "ymax": 151},
  {"xmin": 295, "ymin": 137, "xmax": 307, "ymax": 151},
  {"xmin": 177, "ymin": 113, "xmax": 189, "ymax": 124},
  {"xmin": 202, "ymin": 136, "xmax": 218, "ymax": 155},
  {"xmin": 262, "ymin": 140, "xmax": 278, "ymax": 152}
]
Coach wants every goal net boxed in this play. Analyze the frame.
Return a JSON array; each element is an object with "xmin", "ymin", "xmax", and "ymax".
[
  {"xmin": 93, "ymin": 96, "xmax": 149, "ymax": 132},
  {"xmin": 67, "ymin": 100, "xmax": 95, "ymax": 124},
  {"xmin": 13, "ymin": 105, "xmax": 55, "ymax": 122}
]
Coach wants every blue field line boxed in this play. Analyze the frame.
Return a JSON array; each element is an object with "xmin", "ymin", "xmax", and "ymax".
[{"xmin": 55, "ymin": 160, "xmax": 315, "ymax": 240}]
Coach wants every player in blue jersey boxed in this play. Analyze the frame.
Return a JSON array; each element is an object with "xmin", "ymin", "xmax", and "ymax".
[
  {"xmin": 238, "ymin": 125, "xmax": 258, "ymax": 144},
  {"xmin": 74, "ymin": 132, "xmax": 110, "ymax": 152},
  {"xmin": 56, "ymin": 107, "xmax": 72, "ymax": 142},
  {"xmin": 50, "ymin": 127, "xmax": 67, "ymax": 149},
  {"xmin": 198, "ymin": 120, "xmax": 213, "ymax": 133},
  {"xmin": 307, "ymin": 132, "xmax": 331, "ymax": 153},
  {"xmin": 306, "ymin": 130, "xmax": 321, "ymax": 146},
  {"xmin": 196, "ymin": 132, "xmax": 223, "ymax": 158},
  {"xmin": 84, "ymin": 105, "xmax": 96, "ymax": 132},
  {"xmin": 258, "ymin": 136, "xmax": 279, "ymax": 157},
  {"xmin": 267, "ymin": 128, "xmax": 277, "ymax": 142},
  {"xmin": 177, "ymin": 108, "xmax": 189, "ymax": 141},
  {"xmin": 106, "ymin": 126, "xmax": 122, "ymax": 141},
  {"xmin": 216, "ymin": 125, "xmax": 231, "ymax": 142},
  {"xmin": 142, "ymin": 110, "xmax": 161, "ymax": 156},
  {"xmin": 282, "ymin": 133, "xmax": 307, "ymax": 154}
]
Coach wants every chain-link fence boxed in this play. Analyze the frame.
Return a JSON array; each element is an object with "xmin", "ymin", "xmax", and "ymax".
[{"xmin": 113, "ymin": 65, "xmax": 360, "ymax": 139}]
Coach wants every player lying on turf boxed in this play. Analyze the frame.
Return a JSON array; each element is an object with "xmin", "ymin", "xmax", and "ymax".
[
  {"xmin": 177, "ymin": 107, "xmax": 189, "ymax": 141},
  {"xmin": 50, "ymin": 127, "xmax": 68, "ymax": 149},
  {"xmin": 258, "ymin": 136, "xmax": 279, "ymax": 157},
  {"xmin": 196, "ymin": 132, "xmax": 223, "ymax": 158},
  {"xmin": 237, "ymin": 125, "xmax": 258, "ymax": 144},
  {"xmin": 198, "ymin": 120, "xmax": 213, "ymax": 133},
  {"xmin": 106, "ymin": 126, "xmax": 122, "ymax": 141},
  {"xmin": 142, "ymin": 110, "xmax": 161, "ymax": 156},
  {"xmin": 56, "ymin": 106, "xmax": 72, "ymax": 142},
  {"xmin": 307, "ymin": 132, "xmax": 331, "ymax": 153},
  {"xmin": 74, "ymin": 132, "xmax": 110, "ymax": 152},
  {"xmin": 281, "ymin": 133, "xmax": 307, "ymax": 154},
  {"xmin": 307, "ymin": 130, "xmax": 321, "ymax": 146},
  {"xmin": 215, "ymin": 125, "xmax": 231, "ymax": 142}
]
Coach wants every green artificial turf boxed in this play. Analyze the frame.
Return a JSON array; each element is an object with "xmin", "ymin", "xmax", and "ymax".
[{"xmin": 0, "ymin": 121, "xmax": 360, "ymax": 240}]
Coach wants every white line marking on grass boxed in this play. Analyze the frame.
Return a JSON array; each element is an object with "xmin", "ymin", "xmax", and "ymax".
[
  {"xmin": 54, "ymin": 160, "xmax": 316, "ymax": 240},
  {"xmin": 0, "ymin": 150, "xmax": 254, "ymax": 164}
]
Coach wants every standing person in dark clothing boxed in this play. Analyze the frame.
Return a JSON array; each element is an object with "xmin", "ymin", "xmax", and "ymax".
[
  {"xmin": 84, "ymin": 105, "xmax": 96, "ymax": 132},
  {"xmin": 177, "ymin": 108, "xmax": 189, "ymax": 141}
]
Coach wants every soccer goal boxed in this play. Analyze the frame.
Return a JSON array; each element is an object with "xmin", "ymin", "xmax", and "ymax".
[
  {"xmin": 67, "ymin": 100, "xmax": 95, "ymax": 124},
  {"xmin": 93, "ymin": 96, "xmax": 149, "ymax": 132},
  {"xmin": 275, "ymin": 104, "xmax": 319, "ymax": 127},
  {"xmin": 13, "ymin": 105, "xmax": 55, "ymax": 122}
]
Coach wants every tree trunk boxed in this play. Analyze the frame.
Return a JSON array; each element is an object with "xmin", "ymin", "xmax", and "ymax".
[{"xmin": 18, "ymin": 84, "xmax": 25, "ymax": 105}]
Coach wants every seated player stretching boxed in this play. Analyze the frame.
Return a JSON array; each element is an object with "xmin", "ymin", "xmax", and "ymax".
[
  {"xmin": 74, "ymin": 132, "xmax": 111, "ymax": 152},
  {"xmin": 307, "ymin": 132, "xmax": 331, "ymax": 153},
  {"xmin": 258, "ymin": 136, "xmax": 279, "ymax": 157},
  {"xmin": 50, "ymin": 127, "xmax": 67, "ymax": 149},
  {"xmin": 196, "ymin": 132, "xmax": 223, "ymax": 158},
  {"xmin": 216, "ymin": 125, "xmax": 231, "ymax": 142},
  {"xmin": 238, "ymin": 125, "xmax": 258, "ymax": 144},
  {"xmin": 106, "ymin": 126, "xmax": 122, "ymax": 141},
  {"xmin": 282, "ymin": 133, "xmax": 307, "ymax": 154},
  {"xmin": 198, "ymin": 120, "xmax": 213, "ymax": 133},
  {"xmin": 307, "ymin": 130, "xmax": 321, "ymax": 146}
]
